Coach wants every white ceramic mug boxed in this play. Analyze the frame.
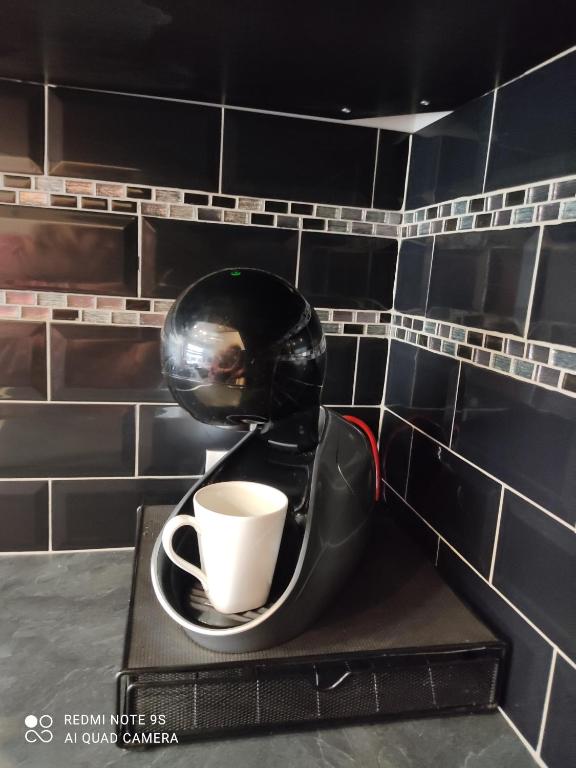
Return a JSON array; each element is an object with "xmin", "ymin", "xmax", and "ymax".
[{"xmin": 161, "ymin": 481, "xmax": 288, "ymax": 614}]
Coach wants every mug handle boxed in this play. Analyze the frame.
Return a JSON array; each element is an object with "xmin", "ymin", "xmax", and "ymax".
[{"xmin": 161, "ymin": 515, "xmax": 209, "ymax": 591}]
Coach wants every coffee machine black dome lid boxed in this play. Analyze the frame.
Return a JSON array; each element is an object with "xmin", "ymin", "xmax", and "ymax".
[{"xmin": 161, "ymin": 268, "xmax": 326, "ymax": 427}]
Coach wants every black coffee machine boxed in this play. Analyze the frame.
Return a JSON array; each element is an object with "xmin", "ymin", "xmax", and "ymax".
[{"xmin": 151, "ymin": 268, "xmax": 377, "ymax": 652}]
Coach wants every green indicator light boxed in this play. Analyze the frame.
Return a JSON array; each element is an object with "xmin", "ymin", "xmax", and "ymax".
[{"xmin": 230, "ymin": 270, "xmax": 241, "ymax": 276}]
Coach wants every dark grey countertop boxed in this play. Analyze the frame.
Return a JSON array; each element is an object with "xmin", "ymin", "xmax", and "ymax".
[{"xmin": 0, "ymin": 550, "xmax": 537, "ymax": 768}]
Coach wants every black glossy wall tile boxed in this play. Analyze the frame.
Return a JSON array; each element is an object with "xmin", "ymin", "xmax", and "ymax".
[
  {"xmin": 0, "ymin": 404, "xmax": 134, "ymax": 478},
  {"xmin": 0, "ymin": 206, "xmax": 138, "ymax": 295},
  {"xmin": 493, "ymin": 492, "xmax": 576, "ymax": 660},
  {"xmin": 322, "ymin": 336, "xmax": 357, "ymax": 405},
  {"xmin": 394, "ymin": 236, "xmax": 433, "ymax": 315},
  {"xmin": 0, "ymin": 481, "xmax": 48, "ymax": 551},
  {"xmin": 49, "ymin": 88, "xmax": 221, "ymax": 190},
  {"xmin": 354, "ymin": 338, "xmax": 388, "ymax": 405},
  {"xmin": 385, "ymin": 340, "xmax": 459, "ymax": 444},
  {"xmin": 486, "ymin": 52, "xmax": 576, "ymax": 190},
  {"xmin": 379, "ymin": 410, "xmax": 412, "ymax": 495},
  {"xmin": 438, "ymin": 543, "xmax": 554, "ymax": 747},
  {"xmin": 298, "ymin": 233, "xmax": 397, "ymax": 310},
  {"xmin": 542, "ymin": 657, "xmax": 576, "ymax": 768},
  {"xmin": 427, "ymin": 228, "xmax": 539, "ymax": 334},
  {"xmin": 384, "ymin": 488, "xmax": 439, "ymax": 561},
  {"xmin": 0, "ymin": 80, "xmax": 44, "ymax": 174},
  {"xmin": 141, "ymin": 219, "xmax": 298, "ymax": 298},
  {"xmin": 406, "ymin": 94, "xmax": 492, "ymax": 208},
  {"xmin": 372, "ymin": 130, "xmax": 410, "ymax": 210},
  {"xmin": 139, "ymin": 405, "xmax": 244, "ymax": 476},
  {"xmin": 453, "ymin": 365, "xmax": 576, "ymax": 525},
  {"xmin": 528, "ymin": 222, "xmax": 576, "ymax": 346},
  {"xmin": 51, "ymin": 477, "xmax": 193, "ymax": 550},
  {"xmin": 50, "ymin": 325, "xmax": 170, "ymax": 402},
  {"xmin": 222, "ymin": 110, "xmax": 376, "ymax": 206},
  {"xmin": 330, "ymin": 406, "xmax": 380, "ymax": 438},
  {"xmin": 0, "ymin": 321, "xmax": 46, "ymax": 400},
  {"xmin": 407, "ymin": 431, "xmax": 501, "ymax": 576}
]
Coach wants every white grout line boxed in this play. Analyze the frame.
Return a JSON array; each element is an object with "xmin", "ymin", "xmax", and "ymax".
[
  {"xmin": 523, "ymin": 225, "xmax": 545, "ymax": 338},
  {"xmin": 536, "ymin": 649, "xmax": 557, "ymax": 755},
  {"xmin": 423, "ymin": 235, "xmax": 435, "ymax": 314},
  {"xmin": 45, "ymin": 321, "xmax": 52, "ymax": 400},
  {"xmin": 400, "ymin": 134, "xmax": 413, "ymax": 212},
  {"xmin": 137, "ymin": 215, "xmax": 143, "ymax": 298},
  {"xmin": 134, "ymin": 404, "xmax": 140, "ymax": 476},
  {"xmin": 370, "ymin": 129, "xmax": 381, "ymax": 208},
  {"xmin": 403, "ymin": 428, "xmax": 414, "ymax": 500},
  {"xmin": 377, "ymin": 335, "xmax": 393, "ymax": 439},
  {"xmin": 294, "ymin": 228, "xmax": 302, "ymax": 286},
  {"xmin": 434, "ymin": 536, "xmax": 440, "ymax": 566},
  {"xmin": 448, "ymin": 361, "xmax": 461, "ymax": 447},
  {"xmin": 47, "ymin": 479, "xmax": 52, "ymax": 551},
  {"xmin": 384, "ymin": 481, "xmax": 576, "ymax": 673},
  {"xmin": 488, "ymin": 486, "xmax": 505, "ymax": 583},
  {"xmin": 387, "ymin": 408, "xmax": 576, "ymax": 533},
  {"xmin": 43, "ymin": 84, "xmax": 49, "ymax": 175},
  {"xmin": 0, "ymin": 475, "xmax": 200, "ymax": 482},
  {"xmin": 0, "ymin": 546, "xmax": 135, "ymax": 556},
  {"xmin": 498, "ymin": 44, "xmax": 576, "ymax": 91},
  {"xmin": 218, "ymin": 106, "xmax": 225, "ymax": 193},
  {"xmin": 498, "ymin": 707, "xmax": 548, "ymax": 768},
  {"xmin": 482, "ymin": 89, "xmax": 498, "ymax": 193},
  {"xmin": 351, "ymin": 337, "xmax": 361, "ymax": 404}
]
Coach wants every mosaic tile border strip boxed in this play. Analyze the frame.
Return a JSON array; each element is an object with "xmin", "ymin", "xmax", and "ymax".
[
  {"xmin": 0, "ymin": 289, "xmax": 393, "ymax": 335},
  {"xmin": 401, "ymin": 176, "xmax": 576, "ymax": 237},
  {"xmin": 0, "ymin": 173, "xmax": 402, "ymax": 238},
  {"xmin": 391, "ymin": 313, "xmax": 576, "ymax": 398}
]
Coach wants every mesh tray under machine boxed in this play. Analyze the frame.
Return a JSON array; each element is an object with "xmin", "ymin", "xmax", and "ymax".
[{"xmin": 116, "ymin": 505, "xmax": 506, "ymax": 747}]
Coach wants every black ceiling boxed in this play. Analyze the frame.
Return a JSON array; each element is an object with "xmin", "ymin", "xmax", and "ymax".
[{"xmin": 0, "ymin": 0, "xmax": 574, "ymax": 120}]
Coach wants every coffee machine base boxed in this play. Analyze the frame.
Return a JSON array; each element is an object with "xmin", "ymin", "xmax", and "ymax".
[{"xmin": 116, "ymin": 505, "xmax": 506, "ymax": 748}]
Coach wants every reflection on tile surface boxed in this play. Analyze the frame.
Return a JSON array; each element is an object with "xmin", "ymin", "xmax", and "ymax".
[
  {"xmin": 427, "ymin": 229, "xmax": 539, "ymax": 334},
  {"xmin": 386, "ymin": 341, "xmax": 459, "ymax": 444},
  {"xmin": 0, "ymin": 321, "xmax": 46, "ymax": 399},
  {"xmin": 141, "ymin": 219, "xmax": 298, "ymax": 298},
  {"xmin": 330, "ymin": 406, "xmax": 380, "ymax": 439},
  {"xmin": 0, "ymin": 404, "xmax": 135, "ymax": 477},
  {"xmin": 542, "ymin": 657, "xmax": 576, "ymax": 768},
  {"xmin": 222, "ymin": 110, "xmax": 376, "ymax": 206},
  {"xmin": 0, "ymin": 80, "xmax": 44, "ymax": 174},
  {"xmin": 528, "ymin": 222, "xmax": 576, "ymax": 346},
  {"xmin": 139, "ymin": 405, "xmax": 244, "ymax": 476},
  {"xmin": 394, "ymin": 237, "xmax": 434, "ymax": 315},
  {"xmin": 298, "ymin": 233, "xmax": 397, "ymax": 310},
  {"xmin": 493, "ymin": 492, "xmax": 576, "ymax": 659},
  {"xmin": 406, "ymin": 95, "xmax": 492, "ymax": 208},
  {"xmin": 379, "ymin": 410, "xmax": 411, "ymax": 495},
  {"xmin": 438, "ymin": 543, "xmax": 554, "ymax": 748},
  {"xmin": 372, "ymin": 130, "xmax": 410, "ymax": 210},
  {"xmin": 384, "ymin": 489, "xmax": 439, "ymax": 561},
  {"xmin": 486, "ymin": 52, "xmax": 576, "ymax": 190},
  {"xmin": 49, "ymin": 88, "xmax": 221, "ymax": 190},
  {"xmin": 355, "ymin": 338, "xmax": 388, "ymax": 405},
  {"xmin": 52, "ymin": 477, "xmax": 193, "ymax": 550},
  {"xmin": 0, "ymin": 206, "xmax": 138, "ymax": 295},
  {"xmin": 453, "ymin": 364, "xmax": 576, "ymax": 524},
  {"xmin": 322, "ymin": 336, "xmax": 357, "ymax": 405},
  {"xmin": 407, "ymin": 431, "xmax": 501, "ymax": 576},
  {"xmin": 50, "ymin": 324, "xmax": 170, "ymax": 402},
  {"xmin": 0, "ymin": 481, "xmax": 48, "ymax": 551}
]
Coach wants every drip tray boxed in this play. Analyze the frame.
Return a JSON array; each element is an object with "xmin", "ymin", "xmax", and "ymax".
[{"xmin": 116, "ymin": 506, "xmax": 506, "ymax": 747}]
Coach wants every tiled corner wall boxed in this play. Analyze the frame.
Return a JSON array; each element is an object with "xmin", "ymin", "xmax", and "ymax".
[
  {"xmin": 0, "ymin": 47, "xmax": 575, "ymax": 768},
  {"xmin": 380, "ymin": 49, "xmax": 576, "ymax": 768},
  {"xmin": 0, "ymin": 76, "xmax": 406, "ymax": 553}
]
